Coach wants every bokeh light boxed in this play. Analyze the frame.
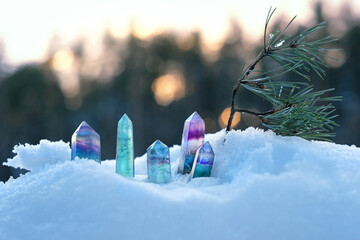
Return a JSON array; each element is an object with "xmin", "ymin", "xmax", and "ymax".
[
  {"xmin": 325, "ymin": 50, "xmax": 346, "ymax": 69},
  {"xmin": 176, "ymin": 34, "xmax": 195, "ymax": 51},
  {"xmin": 51, "ymin": 48, "xmax": 80, "ymax": 99},
  {"xmin": 152, "ymin": 73, "xmax": 186, "ymax": 106},
  {"xmin": 218, "ymin": 107, "xmax": 241, "ymax": 129},
  {"xmin": 51, "ymin": 49, "xmax": 75, "ymax": 71}
]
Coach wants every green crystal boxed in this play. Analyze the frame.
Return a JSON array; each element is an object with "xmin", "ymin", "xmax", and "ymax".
[{"xmin": 116, "ymin": 114, "xmax": 134, "ymax": 177}]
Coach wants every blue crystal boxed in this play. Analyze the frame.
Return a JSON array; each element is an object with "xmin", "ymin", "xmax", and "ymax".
[
  {"xmin": 116, "ymin": 114, "xmax": 134, "ymax": 177},
  {"xmin": 190, "ymin": 141, "xmax": 214, "ymax": 178},
  {"xmin": 71, "ymin": 121, "xmax": 101, "ymax": 163},
  {"xmin": 179, "ymin": 112, "xmax": 205, "ymax": 174},
  {"xmin": 147, "ymin": 140, "xmax": 171, "ymax": 184}
]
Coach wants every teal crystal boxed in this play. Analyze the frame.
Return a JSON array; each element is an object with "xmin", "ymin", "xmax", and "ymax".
[
  {"xmin": 179, "ymin": 111, "xmax": 205, "ymax": 174},
  {"xmin": 147, "ymin": 140, "xmax": 171, "ymax": 184},
  {"xmin": 116, "ymin": 114, "xmax": 134, "ymax": 177},
  {"xmin": 71, "ymin": 121, "xmax": 101, "ymax": 163},
  {"xmin": 190, "ymin": 141, "xmax": 214, "ymax": 178}
]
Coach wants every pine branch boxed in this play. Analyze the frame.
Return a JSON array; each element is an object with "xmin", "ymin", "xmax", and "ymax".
[{"xmin": 226, "ymin": 7, "xmax": 342, "ymax": 141}]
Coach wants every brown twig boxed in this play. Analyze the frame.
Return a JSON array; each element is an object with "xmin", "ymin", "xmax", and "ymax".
[
  {"xmin": 234, "ymin": 104, "xmax": 291, "ymax": 117},
  {"xmin": 225, "ymin": 39, "xmax": 301, "ymax": 132},
  {"xmin": 226, "ymin": 51, "xmax": 268, "ymax": 132}
]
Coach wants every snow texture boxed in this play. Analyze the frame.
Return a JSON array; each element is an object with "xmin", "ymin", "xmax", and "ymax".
[
  {"xmin": 4, "ymin": 140, "xmax": 70, "ymax": 171},
  {"xmin": 1, "ymin": 128, "xmax": 360, "ymax": 240}
]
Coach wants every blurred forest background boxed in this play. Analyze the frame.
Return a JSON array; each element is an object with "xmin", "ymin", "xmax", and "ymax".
[{"xmin": 1, "ymin": 2, "xmax": 359, "ymax": 181}]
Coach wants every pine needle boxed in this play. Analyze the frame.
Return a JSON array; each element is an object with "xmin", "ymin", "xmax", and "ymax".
[{"xmin": 226, "ymin": 7, "xmax": 342, "ymax": 141}]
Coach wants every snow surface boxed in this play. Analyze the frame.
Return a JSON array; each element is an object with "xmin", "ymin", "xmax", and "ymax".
[
  {"xmin": 1, "ymin": 128, "xmax": 360, "ymax": 240},
  {"xmin": 4, "ymin": 139, "xmax": 70, "ymax": 171}
]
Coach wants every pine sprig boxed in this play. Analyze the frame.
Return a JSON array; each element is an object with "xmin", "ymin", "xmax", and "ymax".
[{"xmin": 226, "ymin": 7, "xmax": 342, "ymax": 141}]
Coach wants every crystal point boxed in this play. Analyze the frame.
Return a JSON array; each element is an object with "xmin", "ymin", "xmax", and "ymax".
[
  {"xmin": 71, "ymin": 121, "xmax": 101, "ymax": 163},
  {"xmin": 147, "ymin": 140, "xmax": 171, "ymax": 184},
  {"xmin": 190, "ymin": 141, "xmax": 215, "ymax": 178},
  {"xmin": 179, "ymin": 111, "xmax": 205, "ymax": 174},
  {"xmin": 116, "ymin": 114, "xmax": 134, "ymax": 177}
]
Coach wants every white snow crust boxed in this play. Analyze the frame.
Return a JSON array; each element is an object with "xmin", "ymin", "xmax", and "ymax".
[
  {"xmin": 1, "ymin": 128, "xmax": 360, "ymax": 240},
  {"xmin": 4, "ymin": 140, "xmax": 70, "ymax": 171}
]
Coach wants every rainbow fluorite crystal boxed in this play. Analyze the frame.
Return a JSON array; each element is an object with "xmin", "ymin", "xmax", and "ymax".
[
  {"xmin": 147, "ymin": 140, "xmax": 171, "ymax": 184},
  {"xmin": 190, "ymin": 141, "xmax": 215, "ymax": 178},
  {"xmin": 178, "ymin": 111, "xmax": 205, "ymax": 174},
  {"xmin": 116, "ymin": 114, "xmax": 134, "ymax": 177},
  {"xmin": 71, "ymin": 121, "xmax": 101, "ymax": 163}
]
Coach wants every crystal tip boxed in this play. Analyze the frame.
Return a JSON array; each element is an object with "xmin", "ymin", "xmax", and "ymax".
[
  {"xmin": 76, "ymin": 121, "xmax": 91, "ymax": 130},
  {"xmin": 75, "ymin": 121, "xmax": 99, "ymax": 135},
  {"xmin": 80, "ymin": 121, "xmax": 89, "ymax": 126},
  {"xmin": 200, "ymin": 141, "xmax": 214, "ymax": 153},
  {"xmin": 187, "ymin": 111, "xmax": 202, "ymax": 121},
  {"xmin": 148, "ymin": 139, "xmax": 167, "ymax": 150},
  {"xmin": 119, "ymin": 113, "xmax": 131, "ymax": 122}
]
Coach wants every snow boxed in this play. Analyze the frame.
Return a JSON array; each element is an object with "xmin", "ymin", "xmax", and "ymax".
[
  {"xmin": 4, "ymin": 140, "xmax": 70, "ymax": 171},
  {"xmin": 275, "ymin": 40, "xmax": 285, "ymax": 47},
  {"xmin": 1, "ymin": 127, "xmax": 360, "ymax": 240}
]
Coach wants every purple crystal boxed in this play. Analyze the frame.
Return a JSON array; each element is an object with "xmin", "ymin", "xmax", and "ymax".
[
  {"xmin": 190, "ymin": 141, "xmax": 215, "ymax": 178},
  {"xmin": 71, "ymin": 121, "xmax": 101, "ymax": 163},
  {"xmin": 178, "ymin": 111, "xmax": 205, "ymax": 174}
]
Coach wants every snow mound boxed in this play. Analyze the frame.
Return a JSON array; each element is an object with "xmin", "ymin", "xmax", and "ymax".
[
  {"xmin": 1, "ymin": 128, "xmax": 360, "ymax": 240},
  {"xmin": 4, "ymin": 140, "xmax": 70, "ymax": 171}
]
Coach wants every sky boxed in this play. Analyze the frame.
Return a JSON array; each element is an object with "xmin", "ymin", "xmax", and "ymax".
[{"xmin": 0, "ymin": 0, "xmax": 358, "ymax": 65}]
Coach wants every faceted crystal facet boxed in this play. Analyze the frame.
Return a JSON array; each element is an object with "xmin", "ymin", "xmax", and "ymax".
[
  {"xmin": 147, "ymin": 140, "xmax": 171, "ymax": 184},
  {"xmin": 116, "ymin": 114, "xmax": 134, "ymax": 177},
  {"xmin": 71, "ymin": 121, "xmax": 101, "ymax": 163},
  {"xmin": 190, "ymin": 141, "xmax": 214, "ymax": 178},
  {"xmin": 179, "ymin": 111, "xmax": 205, "ymax": 174}
]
